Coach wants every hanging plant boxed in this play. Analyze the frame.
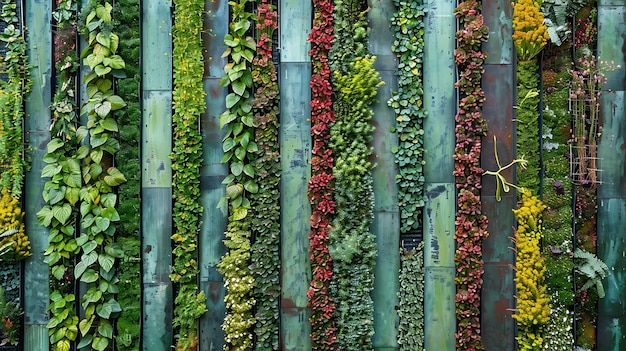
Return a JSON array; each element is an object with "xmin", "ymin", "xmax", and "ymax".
[
  {"xmin": 217, "ymin": 0, "xmax": 257, "ymax": 349},
  {"xmin": 307, "ymin": 0, "xmax": 337, "ymax": 349},
  {"xmin": 512, "ymin": 189, "xmax": 550, "ymax": 351},
  {"xmin": 111, "ymin": 0, "xmax": 140, "ymax": 347},
  {"xmin": 329, "ymin": 55, "xmax": 381, "ymax": 351},
  {"xmin": 249, "ymin": 1, "xmax": 280, "ymax": 350},
  {"xmin": 452, "ymin": 1, "xmax": 489, "ymax": 350},
  {"xmin": 170, "ymin": 0, "xmax": 208, "ymax": 347},
  {"xmin": 397, "ymin": 243, "xmax": 425, "ymax": 351},
  {"xmin": 388, "ymin": 0, "xmax": 426, "ymax": 233}
]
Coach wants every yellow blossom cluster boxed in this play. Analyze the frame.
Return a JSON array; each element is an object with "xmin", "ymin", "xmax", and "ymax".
[
  {"xmin": 512, "ymin": 0, "xmax": 549, "ymax": 61},
  {"xmin": 0, "ymin": 188, "xmax": 30, "ymax": 261},
  {"xmin": 512, "ymin": 189, "xmax": 550, "ymax": 351}
]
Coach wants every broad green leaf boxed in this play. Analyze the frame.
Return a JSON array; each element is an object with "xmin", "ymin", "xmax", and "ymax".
[
  {"xmin": 98, "ymin": 254, "xmax": 114, "ymax": 272},
  {"xmin": 232, "ymin": 206, "xmax": 248, "ymax": 220},
  {"xmin": 95, "ymin": 216, "xmax": 111, "ymax": 232},
  {"xmin": 103, "ymin": 167, "xmax": 127, "ymax": 186},
  {"xmin": 220, "ymin": 111, "xmax": 237, "ymax": 129},
  {"xmin": 243, "ymin": 164, "xmax": 255, "ymax": 177},
  {"xmin": 109, "ymin": 33, "xmax": 119, "ymax": 53},
  {"xmin": 95, "ymin": 101, "xmax": 112, "ymax": 117},
  {"xmin": 98, "ymin": 321, "xmax": 113, "ymax": 338},
  {"xmin": 78, "ymin": 317, "xmax": 94, "ymax": 337},
  {"xmin": 64, "ymin": 187, "xmax": 80, "ymax": 205},
  {"xmin": 85, "ymin": 53, "xmax": 103, "ymax": 70},
  {"xmin": 104, "ymin": 55, "xmax": 125, "ymax": 69},
  {"xmin": 225, "ymin": 93, "xmax": 240, "ymax": 109},
  {"xmin": 51, "ymin": 265, "xmax": 66, "ymax": 280},
  {"xmin": 100, "ymin": 117, "xmax": 118, "ymax": 132},
  {"xmin": 83, "ymin": 240, "xmax": 98, "ymax": 255},
  {"xmin": 232, "ymin": 80, "xmax": 246, "ymax": 96},
  {"xmin": 37, "ymin": 205, "xmax": 53, "ymax": 227},
  {"xmin": 104, "ymin": 243, "xmax": 124, "ymax": 258},
  {"xmin": 96, "ymin": 303, "xmax": 112, "ymax": 319},
  {"xmin": 231, "ymin": 161, "xmax": 243, "ymax": 176},
  {"xmin": 95, "ymin": 3, "xmax": 112, "ymax": 22},
  {"xmin": 47, "ymin": 138, "xmax": 65, "ymax": 153},
  {"xmin": 226, "ymin": 183, "xmax": 243, "ymax": 199},
  {"xmin": 106, "ymin": 95, "xmax": 126, "ymax": 110},
  {"xmin": 244, "ymin": 179, "xmax": 258, "ymax": 193},
  {"xmin": 41, "ymin": 163, "xmax": 62, "ymax": 178},
  {"xmin": 94, "ymin": 64, "xmax": 112, "ymax": 77},
  {"xmin": 90, "ymin": 149, "xmax": 104, "ymax": 164},
  {"xmin": 55, "ymin": 339, "xmax": 71, "ymax": 351},
  {"xmin": 50, "ymin": 326, "xmax": 66, "ymax": 343},
  {"xmin": 53, "ymin": 203, "xmax": 72, "ymax": 224},
  {"xmin": 81, "ymin": 268, "xmax": 99, "ymax": 283},
  {"xmin": 222, "ymin": 137, "xmax": 235, "ymax": 152},
  {"xmin": 95, "ymin": 78, "xmax": 112, "ymax": 93},
  {"xmin": 74, "ymin": 260, "xmax": 87, "ymax": 279}
]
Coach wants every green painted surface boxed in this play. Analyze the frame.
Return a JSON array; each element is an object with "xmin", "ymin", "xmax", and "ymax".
[
  {"xmin": 280, "ymin": 0, "xmax": 311, "ymax": 63},
  {"xmin": 369, "ymin": 1, "xmax": 400, "ymax": 348},
  {"xmin": 597, "ymin": 5, "xmax": 626, "ymax": 92},
  {"xmin": 483, "ymin": 0, "xmax": 514, "ymax": 65},
  {"xmin": 198, "ymin": 1, "xmax": 228, "ymax": 349},
  {"xmin": 481, "ymin": 263, "xmax": 516, "ymax": 347},
  {"xmin": 598, "ymin": 92, "xmax": 625, "ymax": 198},
  {"xmin": 424, "ymin": 267, "xmax": 456, "ymax": 350},
  {"xmin": 141, "ymin": 0, "xmax": 174, "ymax": 348},
  {"xmin": 23, "ymin": 0, "xmax": 51, "ymax": 348},
  {"xmin": 279, "ymin": 59, "xmax": 312, "ymax": 349}
]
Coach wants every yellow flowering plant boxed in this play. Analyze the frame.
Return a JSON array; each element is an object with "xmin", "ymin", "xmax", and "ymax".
[
  {"xmin": 512, "ymin": 0, "xmax": 549, "ymax": 61},
  {"xmin": 0, "ymin": 188, "xmax": 30, "ymax": 262},
  {"xmin": 512, "ymin": 189, "xmax": 550, "ymax": 351}
]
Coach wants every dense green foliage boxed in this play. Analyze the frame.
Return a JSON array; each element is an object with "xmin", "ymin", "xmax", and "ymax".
[
  {"xmin": 516, "ymin": 60, "xmax": 541, "ymax": 193},
  {"xmin": 389, "ymin": 0, "xmax": 426, "ymax": 233},
  {"xmin": 249, "ymin": 1, "xmax": 280, "ymax": 349},
  {"xmin": 170, "ymin": 0, "xmax": 207, "ymax": 347},
  {"xmin": 397, "ymin": 244, "xmax": 425, "ymax": 351}
]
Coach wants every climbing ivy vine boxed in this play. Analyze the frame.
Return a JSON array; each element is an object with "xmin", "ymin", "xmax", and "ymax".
[
  {"xmin": 397, "ymin": 243, "xmax": 425, "ymax": 351},
  {"xmin": 217, "ymin": 0, "xmax": 257, "ymax": 349},
  {"xmin": 249, "ymin": 0, "xmax": 280, "ymax": 349},
  {"xmin": 389, "ymin": 0, "xmax": 427, "ymax": 233}
]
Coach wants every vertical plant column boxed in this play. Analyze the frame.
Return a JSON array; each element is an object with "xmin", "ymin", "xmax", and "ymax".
[
  {"xmin": 453, "ymin": 1, "xmax": 489, "ymax": 350},
  {"xmin": 480, "ymin": 0, "xmax": 516, "ymax": 349},
  {"xmin": 73, "ymin": 2, "xmax": 127, "ymax": 348},
  {"xmin": 596, "ymin": 1, "xmax": 626, "ymax": 350},
  {"xmin": 307, "ymin": 0, "xmax": 337, "ymax": 349},
  {"xmin": 329, "ymin": 56, "xmax": 381, "ymax": 351},
  {"xmin": 23, "ymin": 0, "xmax": 52, "ymax": 344},
  {"xmin": 279, "ymin": 0, "xmax": 312, "ymax": 348},
  {"xmin": 512, "ymin": 0, "xmax": 549, "ymax": 194},
  {"xmin": 199, "ymin": 0, "xmax": 228, "ymax": 348},
  {"xmin": 217, "ymin": 1, "xmax": 257, "ymax": 349},
  {"xmin": 422, "ymin": 1, "xmax": 456, "ymax": 350},
  {"xmin": 36, "ymin": 0, "xmax": 80, "ymax": 349},
  {"xmin": 250, "ymin": 1, "xmax": 281, "ymax": 350},
  {"xmin": 367, "ymin": 1, "xmax": 401, "ymax": 349},
  {"xmin": 112, "ymin": 0, "xmax": 140, "ymax": 347},
  {"xmin": 512, "ymin": 190, "xmax": 550, "ymax": 350},
  {"xmin": 170, "ymin": 0, "xmax": 208, "ymax": 347},
  {"xmin": 397, "ymin": 244, "xmax": 425, "ymax": 351},
  {"xmin": 140, "ymin": 0, "xmax": 174, "ymax": 344}
]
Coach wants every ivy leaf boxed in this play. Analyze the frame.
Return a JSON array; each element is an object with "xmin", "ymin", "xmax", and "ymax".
[
  {"xmin": 98, "ymin": 254, "xmax": 115, "ymax": 272},
  {"xmin": 222, "ymin": 137, "xmax": 236, "ymax": 152},
  {"xmin": 77, "ymin": 334, "xmax": 93, "ymax": 348},
  {"xmin": 231, "ymin": 161, "xmax": 243, "ymax": 176},
  {"xmin": 94, "ymin": 64, "xmax": 112, "ymax": 77},
  {"xmin": 100, "ymin": 117, "xmax": 118, "ymax": 132},
  {"xmin": 81, "ymin": 268, "xmax": 99, "ymax": 283},
  {"xmin": 232, "ymin": 207, "xmax": 248, "ymax": 220},
  {"xmin": 95, "ymin": 217, "xmax": 111, "ymax": 232},
  {"xmin": 106, "ymin": 95, "xmax": 126, "ymax": 110},
  {"xmin": 95, "ymin": 101, "xmax": 112, "ymax": 117},
  {"xmin": 220, "ymin": 111, "xmax": 237, "ymax": 128},
  {"xmin": 232, "ymin": 80, "xmax": 246, "ymax": 96},
  {"xmin": 104, "ymin": 167, "xmax": 127, "ymax": 186},
  {"xmin": 51, "ymin": 265, "xmax": 66, "ymax": 280},
  {"xmin": 243, "ymin": 164, "xmax": 255, "ymax": 177},
  {"xmin": 244, "ymin": 179, "xmax": 258, "ymax": 193},
  {"xmin": 225, "ymin": 93, "xmax": 240, "ymax": 109},
  {"xmin": 98, "ymin": 321, "xmax": 113, "ymax": 339},
  {"xmin": 53, "ymin": 203, "xmax": 72, "ymax": 224},
  {"xmin": 47, "ymin": 138, "xmax": 65, "ymax": 153}
]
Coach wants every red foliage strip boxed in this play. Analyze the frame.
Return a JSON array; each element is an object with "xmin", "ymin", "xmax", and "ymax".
[
  {"xmin": 307, "ymin": 0, "xmax": 337, "ymax": 349},
  {"xmin": 453, "ymin": 1, "xmax": 489, "ymax": 350}
]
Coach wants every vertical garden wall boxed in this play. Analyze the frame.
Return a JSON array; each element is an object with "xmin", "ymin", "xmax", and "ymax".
[{"xmin": 0, "ymin": 0, "xmax": 623, "ymax": 350}]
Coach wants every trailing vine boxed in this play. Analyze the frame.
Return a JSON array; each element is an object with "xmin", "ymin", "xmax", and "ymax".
[
  {"xmin": 397, "ymin": 243, "xmax": 425, "ymax": 351},
  {"xmin": 217, "ymin": 0, "xmax": 257, "ymax": 349},
  {"xmin": 512, "ymin": 190, "xmax": 550, "ymax": 351},
  {"xmin": 452, "ymin": 1, "xmax": 489, "ymax": 350},
  {"xmin": 328, "ymin": 0, "xmax": 368, "ymax": 73},
  {"xmin": 112, "ymin": 0, "xmax": 140, "ymax": 346},
  {"xmin": 307, "ymin": 0, "xmax": 337, "ymax": 348},
  {"xmin": 329, "ymin": 55, "xmax": 381, "ymax": 351},
  {"xmin": 388, "ymin": 0, "xmax": 426, "ymax": 233},
  {"xmin": 249, "ymin": 1, "xmax": 280, "ymax": 349},
  {"xmin": 38, "ymin": 0, "xmax": 81, "ymax": 348},
  {"xmin": 170, "ymin": 0, "xmax": 207, "ymax": 347}
]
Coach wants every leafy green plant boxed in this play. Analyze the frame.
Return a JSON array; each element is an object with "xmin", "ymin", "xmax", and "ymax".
[
  {"xmin": 388, "ymin": 0, "xmax": 427, "ymax": 233},
  {"xmin": 515, "ymin": 60, "xmax": 541, "ymax": 193},
  {"xmin": 307, "ymin": 0, "xmax": 337, "ymax": 349},
  {"xmin": 169, "ymin": 0, "xmax": 207, "ymax": 347},
  {"xmin": 453, "ymin": 1, "xmax": 489, "ymax": 349},
  {"xmin": 249, "ymin": 1, "xmax": 280, "ymax": 349},
  {"xmin": 0, "ymin": 285, "xmax": 21, "ymax": 346},
  {"xmin": 483, "ymin": 136, "xmax": 528, "ymax": 201},
  {"xmin": 217, "ymin": 1, "xmax": 257, "ymax": 350},
  {"xmin": 329, "ymin": 55, "xmax": 381, "ymax": 351},
  {"xmin": 397, "ymin": 243, "xmax": 425, "ymax": 351},
  {"xmin": 574, "ymin": 248, "xmax": 609, "ymax": 298}
]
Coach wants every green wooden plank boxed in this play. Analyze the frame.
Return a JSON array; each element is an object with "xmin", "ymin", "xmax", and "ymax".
[
  {"xmin": 23, "ymin": 0, "xmax": 52, "ymax": 348},
  {"xmin": 424, "ymin": 267, "xmax": 456, "ymax": 350},
  {"xmin": 198, "ymin": 0, "xmax": 228, "ymax": 348},
  {"xmin": 598, "ymin": 92, "xmax": 625, "ymax": 198},
  {"xmin": 481, "ymin": 263, "xmax": 516, "ymax": 347},
  {"xmin": 142, "ymin": 0, "xmax": 173, "ymax": 90},
  {"xmin": 369, "ymin": 1, "xmax": 400, "ymax": 347},
  {"xmin": 279, "ymin": 61, "xmax": 312, "ymax": 351},
  {"xmin": 142, "ymin": 92, "xmax": 173, "ymax": 188},
  {"xmin": 280, "ymin": 0, "xmax": 311, "ymax": 62},
  {"xmin": 482, "ymin": 0, "xmax": 514, "ymax": 65},
  {"xmin": 597, "ymin": 5, "xmax": 626, "ymax": 92}
]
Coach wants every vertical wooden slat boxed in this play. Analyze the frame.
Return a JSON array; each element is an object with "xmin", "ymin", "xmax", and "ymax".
[
  {"xmin": 198, "ymin": 0, "xmax": 228, "ymax": 349},
  {"xmin": 279, "ymin": 1, "xmax": 312, "ymax": 349},
  {"xmin": 23, "ymin": 0, "xmax": 52, "ymax": 348},
  {"xmin": 368, "ymin": 1, "xmax": 400, "ymax": 350},
  {"xmin": 597, "ymin": 3, "xmax": 626, "ymax": 347},
  {"xmin": 423, "ymin": 2, "xmax": 456, "ymax": 349},
  {"xmin": 141, "ymin": 0, "xmax": 174, "ymax": 347},
  {"xmin": 481, "ymin": 1, "xmax": 516, "ymax": 350}
]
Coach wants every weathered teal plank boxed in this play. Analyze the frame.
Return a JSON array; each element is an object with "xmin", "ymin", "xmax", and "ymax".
[
  {"xmin": 280, "ymin": 0, "xmax": 311, "ymax": 63},
  {"xmin": 279, "ymin": 61, "xmax": 312, "ymax": 350},
  {"xmin": 23, "ymin": 0, "xmax": 52, "ymax": 348},
  {"xmin": 482, "ymin": 0, "xmax": 516, "ymax": 347},
  {"xmin": 598, "ymin": 92, "xmax": 626, "ymax": 198},
  {"xmin": 141, "ymin": 0, "xmax": 174, "ymax": 347},
  {"xmin": 597, "ymin": 5, "xmax": 626, "ymax": 91},
  {"xmin": 424, "ymin": 267, "xmax": 456, "ymax": 349},
  {"xmin": 198, "ymin": 0, "xmax": 228, "ymax": 349}
]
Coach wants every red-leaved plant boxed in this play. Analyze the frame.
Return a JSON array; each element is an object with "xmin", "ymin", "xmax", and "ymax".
[
  {"xmin": 307, "ymin": 0, "xmax": 337, "ymax": 349},
  {"xmin": 453, "ymin": 1, "xmax": 489, "ymax": 350}
]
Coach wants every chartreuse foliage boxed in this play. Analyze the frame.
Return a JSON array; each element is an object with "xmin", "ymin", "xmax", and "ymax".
[
  {"xmin": 0, "ymin": 190, "xmax": 30, "ymax": 262},
  {"xmin": 112, "ymin": 0, "xmax": 140, "ymax": 347},
  {"xmin": 307, "ymin": 0, "xmax": 337, "ymax": 349},
  {"xmin": 512, "ymin": 190, "xmax": 550, "ymax": 351},
  {"xmin": 217, "ymin": 1, "xmax": 257, "ymax": 350},
  {"xmin": 249, "ymin": 1, "xmax": 280, "ymax": 350},
  {"xmin": 515, "ymin": 61, "xmax": 541, "ymax": 193},
  {"xmin": 398, "ymin": 243, "xmax": 425, "ymax": 351},
  {"xmin": 40, "ymin": 0, "xmax": 127, "ymax": 349},
  {"xmin": 389, "ymin": 0, "xmax": 426, "ymax": 233},
  {"xmin": 453, "ymin": 1, "xmax": 489, "ymax": 350},
  {"xmin": 170, "ymin": 0, "xmax": 207, "ymax": 348},
  {"xmin": 329, "ymin": 55, "xmax": 381, "ymax": 351}
]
